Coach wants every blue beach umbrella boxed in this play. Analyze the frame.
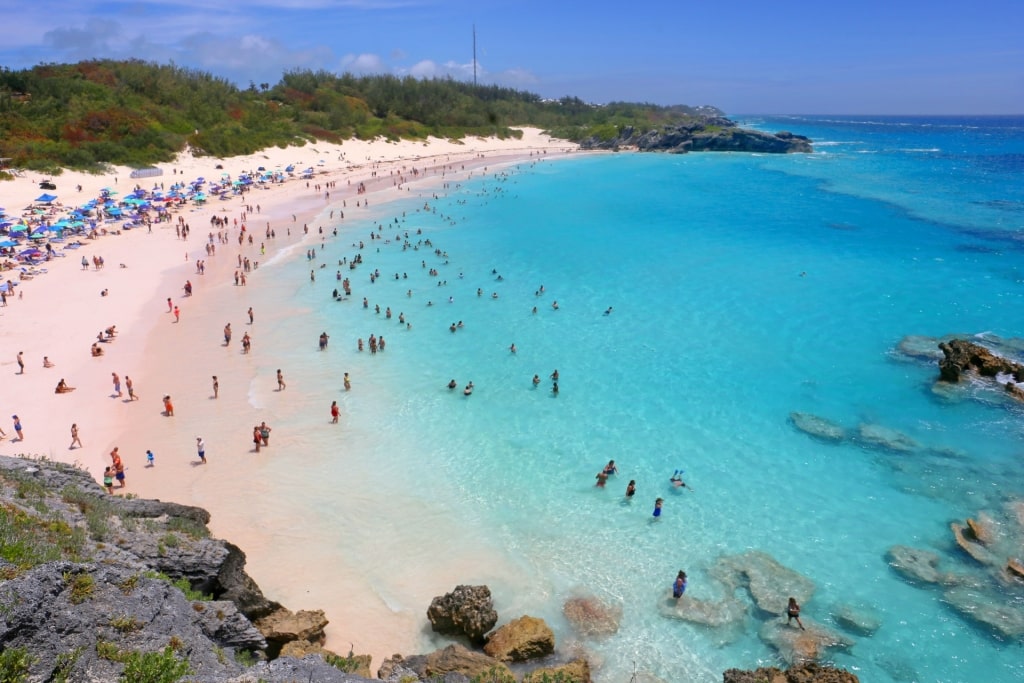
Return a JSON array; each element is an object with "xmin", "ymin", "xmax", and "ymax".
[{"xmin": 0, "ymin": 239, "xmax": 17, "ymax": 248}]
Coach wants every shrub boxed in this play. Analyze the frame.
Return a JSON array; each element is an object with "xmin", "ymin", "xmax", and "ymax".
[
  {"xmin": 119, "ymin": 646, "xmax": 191, "ymax": 683},
  {"xmin": 109, "ymin": 614, "xmax": 143, "ymax": 633},
  {"xmin": 65, "ymin": 572, "xmax": 95, "ymax": 604},
  {"xmin": 0, "ymin": 647, "xmax": 34, "ymax": 683}
]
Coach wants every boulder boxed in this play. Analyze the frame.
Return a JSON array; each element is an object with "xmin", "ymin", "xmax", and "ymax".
[
  {"xmin": 831, "ymin": 603, "xmax": 881, "ymax": 637},
  {"xmin": 483, "ymin": 615, "xmax": 555, "ymax": 662},
  {"xmin": 723, "ymin": 662, "xmax": 860, "ymax": 683},
  {"xmin": 562, "ymin": 595, "xmax": 622, "ymax": 636},
  {"xmin": 951, "ymin": 523, "xmax": 998, "ymax": 565},
  {"xmin": 193, "ymin": 599, "xmax": 267, "ymax": 650},
  {"xmin": 277, "ymin": 642, "xmax": 373, "ymax": 678},
  {"xmin": 398, "ymin": 644, "xmax": 511, "ymax": 680},
  {"xmin": 254, "ymin": 607, "xmax": 328, "ymax": 645},
  {"xmin": 943, "ymin": 586, "xmax": 1024, "ymax": 638},
  {"xmin": 427, "ymin": 584, "xmax": 498, "ymax": 644},
  {"xmin": 758, "ymin": 620, "xmax": 853, "ymax": 665},
  {"xmin": 710, "ymin": 550, "xmax": 815, "ymax": 615},
  {"xmin": 938, "ymin": 339, "xmax": 1024, "ymax": 384},
  {"xmin": 524, "ymin": 658, "xmax": 591, "ymax": 683},
  {"xmin": 856, "ymin": 423, "xmax": 920, "ymax": 453},
  {"xmin": 789, "ymin": 412, "xmax": 846, "ymax": 442},
  {"xmin": 1007, "ymin": 558, "xmax": 1024, "ymax": 580}
]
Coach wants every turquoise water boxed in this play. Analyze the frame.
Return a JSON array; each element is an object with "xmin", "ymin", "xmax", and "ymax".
[{"xmin": 255, "ymin": 117, "xmax": 1024, "ymax": 682}]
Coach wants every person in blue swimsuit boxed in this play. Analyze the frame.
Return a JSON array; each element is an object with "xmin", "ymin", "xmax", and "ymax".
[
  {"xmin": 653, "ymin": 498, "xmax": 663, "ymax": 518},
  {"xmin": 673, "ymin": 571, "xmax": 687, "ymax": 599}
]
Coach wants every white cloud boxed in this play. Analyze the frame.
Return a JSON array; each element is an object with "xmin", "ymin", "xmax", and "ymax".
[{"xmin": 339, "ymin": 53, "xmax": 387, "ymax": 75}]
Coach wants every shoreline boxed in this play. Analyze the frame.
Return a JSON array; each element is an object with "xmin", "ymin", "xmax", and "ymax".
[{"xmin": 0, "ymin": 129, "xmax": 584, "ymax": 665}]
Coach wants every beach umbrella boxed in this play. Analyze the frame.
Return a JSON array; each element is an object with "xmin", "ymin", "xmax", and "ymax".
[
  {"xmin": 8, "ymin": 224, "xmax": 27, "ymax": 233},
  {"xmin": 35, "ymin": 193, "xmax": 58, "ymax": 203},
  {"xmin": 19, "ymin": 248, "xmax": 42, "ymax": 257},
  {"xmin": 0, "ymin": 239, "xmax": 17, "ymax": 248}
]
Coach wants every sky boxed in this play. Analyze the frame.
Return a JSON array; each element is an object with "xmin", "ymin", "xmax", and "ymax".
[{"xmin": 0, "ymin": 0, "xmax": 1021, "ymax": 115}]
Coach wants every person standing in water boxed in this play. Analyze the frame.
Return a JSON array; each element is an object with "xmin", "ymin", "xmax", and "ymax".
[
  {"xmin": 653, "ymin": 498, "xmax": 663, "ymax": 518},
  {"xmin": 673, "ymin": 571, "xmax": 687, "ymax": 599},
  {"xmin": 787, "ymin": 597, "xmax": 805, "ymax": 630}
]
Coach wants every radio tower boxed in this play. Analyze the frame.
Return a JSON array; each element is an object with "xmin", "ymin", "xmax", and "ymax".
[{"xmin": 473, "ymin": 25, "xmax": 477, "ymax": 86}]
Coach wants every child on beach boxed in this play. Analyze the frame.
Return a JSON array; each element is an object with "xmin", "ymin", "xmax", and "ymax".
[
  {"xmin": 103, "ymin": 467, "xmax": 114, "ymax": 494},
  {"xmin": 146, "ymin": 450, "xmax": 155, "ymax": 467},
  {"xmin": 196, "ymin": 437, "xmax": 206, "ymax": 464}
]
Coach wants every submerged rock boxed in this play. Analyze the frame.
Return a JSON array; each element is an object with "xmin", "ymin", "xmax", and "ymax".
[
  {"xmin": 943, "ymin": 586, "xmax": 1024, "ymax": 639},
  {"xmin": 427, "ymin": 584, "xmax": 498, "ymax": 644},
  {"xmin": 896, "ymin": 335, "xmax": 954, "ymax": 362},
  {"xmin": 951, "ymin": 522, "xmax": 999, "ymax": 566},
  {"xmin": 831, "ymin": 603, "xmax": 882, "ymax": 637},
  {"xmin": 886, "ymin": 545, "xmax": 958, "ymax": 586},
  {"xmin": 662, "ymin": 594, "xmax": 748, "ymax": 628},
  {"xmin": 789, "ymin": 412, "xmax": 846, "ymax": 442},
  {"xmin": 758, "ymin": 619, "xmax": 854, "ymax": 665},
  {"xmin": 483, "ymin": 615, "xmax": 555, "ymax": 662},
  {"xmin": 562, "ymin": 594, "xmax": 622, "ymax": 636},
  {"xmin": 856, "ymin": 423, "xmax": 921, "ymax": 453},
  {"xmin": 711, "ymin": 550, "xmax": 815, "ymax": 616}
]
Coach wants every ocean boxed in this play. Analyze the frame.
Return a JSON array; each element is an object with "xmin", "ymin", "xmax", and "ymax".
[{"xmin": 236, "ymin": 116, "xmax": 1024, "ymax": 682}]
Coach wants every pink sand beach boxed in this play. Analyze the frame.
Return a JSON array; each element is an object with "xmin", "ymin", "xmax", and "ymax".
[{"xmin": 0, "ymin": 129, "xmax": 579, "ymax": 664}]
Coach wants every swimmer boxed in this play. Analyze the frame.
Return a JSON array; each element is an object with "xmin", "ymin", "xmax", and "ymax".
[
  {"xmin": 625, "ymin": 480, "xmax": 636, "ymax": 498},
  {"xmin": 670, "ymin": 470, "xmax": 691, "ymax": 490},
  {"xmin": 595, "ymin": 470, "xmax": 608, "ymax": 487},
  {"xmin": 509, "ymin": 343, "xmax": 517, "ymax": 354},
  {"xmin": 603, "ymin": 460, "xmax": 618, "ymax": 476},
  {"xmin": 653, "ymin": 498, "xmax": 663, "ymax": 518},
  {"xmin": 604, "ymin": 306, "xmax": 613, "ymax": 315},
  {"xmin": 532, "ymin": 374, "xmax": 540, "ymax": 386},
  {"xmin": 447, "ymin": 379, "xmax": 457, "ymax": 390},
  {"xmin": 552, "ymin": 381, "xmax": 559, "ymax": 395},
  {"xmin": 463, "ymin": 382, "xmax": 474, "ymax": 396}
]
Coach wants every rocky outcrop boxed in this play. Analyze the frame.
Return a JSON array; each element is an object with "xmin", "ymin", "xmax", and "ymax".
[
  {"xmin": 831, "ymin": 604, "xmax": 881, "ymax": 637},
  {"xmin": 384, "ymin": 644, "xmax": 512, "ymax": 680},
  {"xmin": 758, "ymin": 620, "xmax": 853, "ymax": 665},
  {"xmin": 254, "ymin": 607, "xmax": 328, "ymax": 656},
  {"xmin": 886, "ymin": 545, "xmax": 961, "ymax": 586},
  {"xmin": 938, "ymin": 339, "xmax": 1024, "ymax": 385},
  {"xmin": 483, "ymin": 615, "xmax": 555, "ymax": 662},
  {"xmin": 0, "ymin": 455, "xmax": 372, "ymax": 683},
  {"xmin": 563, "ymin": 594, "xmax": 622, "ymax": 636},
  {"xmin": 943, "ymin": 586, "xmax": 1024, "ymax": 638},
  {"xmin": 579, "ymin": 117, "xmax": 813, "ymax": 154},
  {"xmin": 662, "ymin": 594, "xmax": 748, "ymax": 628},
  {"xmin": 523, "ymin": 658, "xmax": 591, "ymax": 683},
  {"xmin": 427, "ymin": 584, "xmax": 498, "ymax": 644},
  {"xmin": 723, "ymin": 662, "xmax": 860, "ymax": 683},
  {"xmin": 711, "ymin": 550, "xmax": 815, "ymax": 616}
]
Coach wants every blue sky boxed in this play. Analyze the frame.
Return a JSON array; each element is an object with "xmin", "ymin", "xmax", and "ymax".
[{"xmin": 1, "ymin": 0, "xmax": 1021, "ymax": 114}]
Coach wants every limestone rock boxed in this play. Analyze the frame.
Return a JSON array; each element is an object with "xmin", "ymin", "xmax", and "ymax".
[
  {"xmin": 896, "ymin": 335, "xmax": 951, "ymax": 362},
  {"xmin": 966, "ymin": 515, "xmax": 995, "ymax": 544},
  {"xmin": 255, "ymin": 607, "xmax": 328, "ymax": 645},
  {"xmin": 563, "ymin": 594, "xmax": 622, "ymax": 636},
  {"xmin": 400, "ymin": 643, "xmax": 511, "ymax": 680},
  {"xmin": 524, "ymin": 658, "xmax": 591, "ymax": 683},
  {"xmin": 483, "ymin": 615, "xmax": 555, "ymax": 662},
  {"xmin": 938, "ymin": 339, "xmax": 1024, "ymax": 384},
  {"xmin": 194, "ymin": 599, "xmax": 268, "ymax": 650},
  {"xmin": 758, "ymin": 619, "xmax": 854, "ymax": 665},
  {"xmin": 856, "ymin": 423, "xmax": 920, "ymax": 453},
  {"xmin": 710, "ymin": 550, "xmax": 815, "ymax": 615},
  {"xmin": 427, "ymin": 584, "xmax": 498, "ymax": 644},
  {"xmin": 943, "ymin": 586, "xmax": 1024, "ymax": 638},
  {"xmin": 662, "ymin": 594, "xmax": 748, "ymax": 628},
  {"xmin": 886, "ymin": 545, "xmax": 954, "ymax": 585},
  {"xmin": 1007, "ymin": 558, "xmax": 1024, "ymax": 580},
  {"xmin": 723, "ymin": 662, "xmax": 860, "ymax": 683},
  {"xmin": 831, "ymin": 603, "xmax": 881, "ymax": 637},
  {"xmin": 951, "ymin": 523, "xmax": 998, "ymax": 565},
  {"xmin": 789, "ymin": 412, "xmax": 846, "ymax": 442}
]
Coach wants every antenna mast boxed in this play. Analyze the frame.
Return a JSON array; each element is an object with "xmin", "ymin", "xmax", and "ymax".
[{"xmin": 473, "ymin": 25, "xmax": 477, "ymax": 86}]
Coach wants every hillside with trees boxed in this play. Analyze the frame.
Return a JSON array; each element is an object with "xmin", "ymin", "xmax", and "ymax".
[{"xmin": 0, "ymin": 59, "xmax": 723, "ymax": 172}]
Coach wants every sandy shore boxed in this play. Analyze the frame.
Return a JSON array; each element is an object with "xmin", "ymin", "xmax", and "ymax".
[{"xmin": 0, "ymin": 128, "xmax": 580, "ymax": 665}]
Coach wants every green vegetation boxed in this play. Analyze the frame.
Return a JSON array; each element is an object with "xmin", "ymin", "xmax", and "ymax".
[
  {"xmin": 64, "ymin": 571, "xmax": 95, "ymax": 604},
  {"xmin": 166, "ymin": 516, "xmax": 209, "ymax": 540},
  {"xmin": 119, "ymin": 646, "xmax": 191, "ymax": 683},
  {"xmin": 60, "ymin": 486, "xmax": 114, "ymax": 541},
  {"xmin": 142, "ymin": 571, "xmax": 212, "ymax": 601},
  {"xmin": 109, "ymin": 614, "xmax": 143, "ymax": 633},
  {"xmin": 96, "ymin": 640, "xmax": 126, "ymax": 663},
  {"xmin": 233, "ymin": 649, "xmax": 255, "ymax": 667},
  {"xmin": 0, "ymin": 502, "xmax": 86, "ymax": 570},
  {"xmin": 53, "ymin": 647, "xmax": 82, "ymax": 683},
  {"xmin": 0, "ymin": 647, "xmax": 34, "ymax": 683},
  {"xmin": 0, "ymin": 59, "xmax": 721, "ymax": 171}
]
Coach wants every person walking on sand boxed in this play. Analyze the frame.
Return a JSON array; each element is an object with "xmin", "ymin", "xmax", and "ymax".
[
  {"xmin": 173, "ymin": 305, "xmax": 180, "ymax": 323},
  {"xmin": 330, "ymin": 400, "xmax": 340, "ymax": 423},
  {"xmin": 16, "ymin": 351, "xmax": 24, "ymax": 375},
  {"xmin": 163, "ymin": 395, "xmax": 174, "ymax": 417},
  {"xmin": 112, "ymin": 372, "xmax": 122, "ymax": 397},
  {"xmin": 276, "ymin": 369, "xmax": 286, "ymax": 391},
  {"xmin": 196, "ymin": 437, "xmax": 206, "ymax": 464},
  {"xmin": 125, "ymin": 376, "xmax": 138, "ymax": 401},
  {"xmin": 248, "ymin": 307, "xmax": 254, "ymax": 324},
  {"xmin": 259, "ymin": 421, "xmax": 271, "ymax": 446},
  {"xmin": 212, "ymin": 375, "xmax": 219, "ymax": 398},
  {"xmin": 69, "ymin": 423, "xmax": 82, "ymax": 449},
  {"xmin": 11, "ymin": 415, "xmax": 23, "ymax": 441},
  {"xmin": 787, "ymin": 597, "xmax": 806, "ymax": 630},
  {"xmin": 224, "ymin": 323, "xmax": 232, "ymax": 345},
  {"xmin": 253, "ymin": 425, "xmax": 262, "ymax": 453},
  {"xmin": 146, "ymin": 450, "xmax": 155, "ymax": 467}
]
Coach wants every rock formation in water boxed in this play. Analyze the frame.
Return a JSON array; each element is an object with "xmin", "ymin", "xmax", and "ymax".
[
  {"xmin": 937, "ymin": 339, "xmax": 1024, "ymax": 400},
  {"xmin": 723, "ymin": 662, "xmax": 860, "ymax": 683},
  {"xmin": 578, "ymin": 117, "xmax": 813, "ymax": 154}
]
